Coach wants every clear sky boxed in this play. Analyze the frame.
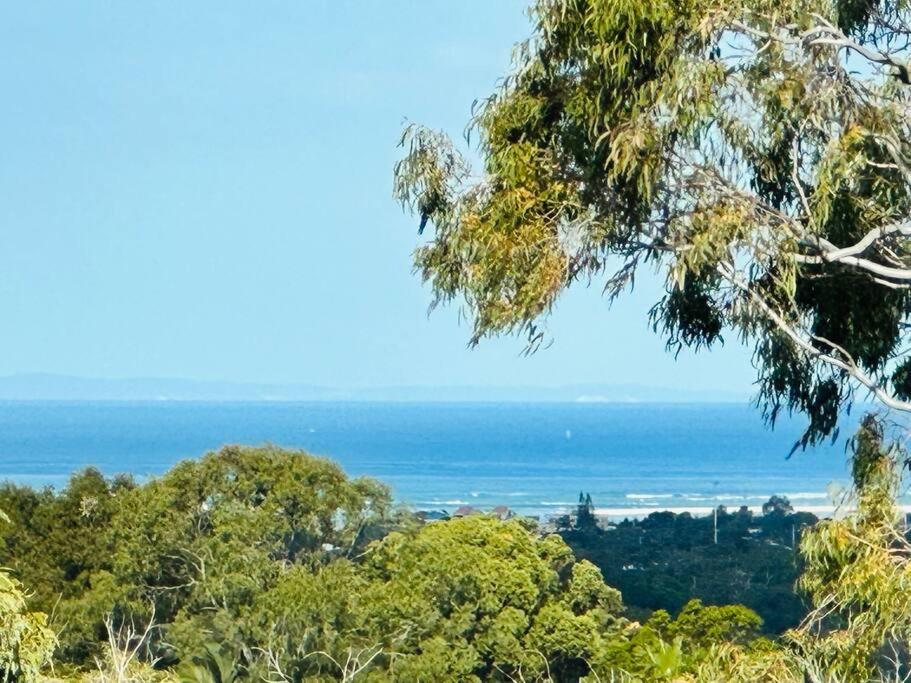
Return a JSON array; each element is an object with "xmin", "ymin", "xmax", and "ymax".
[{"xmin": 0, "ymin": 1, "xmax": 755, "ymax": 393}]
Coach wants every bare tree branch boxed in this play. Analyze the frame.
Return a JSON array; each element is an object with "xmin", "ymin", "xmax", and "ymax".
[{"xmin": 718, "ymin": 262, "xmax": 911, "ymax": 413}]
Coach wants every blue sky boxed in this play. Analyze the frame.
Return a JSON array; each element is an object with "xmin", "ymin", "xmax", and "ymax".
[{"xmin": 0, "ymin": 1, "xmax": 755, "ymax": 393}]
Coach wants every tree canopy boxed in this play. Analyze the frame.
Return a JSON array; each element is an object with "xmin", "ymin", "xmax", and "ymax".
[
  {"xmin": 395, "ymin": 0, "xmax": 911, "ymax": 447},
  {"xmin": 0, "ymin": 446, "xmax": 401, "ymax": 670},
  {"xmin": 3, "ymin": 432, "xmax": 911, "ymax": 680}
]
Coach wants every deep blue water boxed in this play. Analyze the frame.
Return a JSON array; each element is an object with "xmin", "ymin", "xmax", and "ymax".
[{"xmin": 0, "ymin": 401, "xmax": 863, "ymax": 516}]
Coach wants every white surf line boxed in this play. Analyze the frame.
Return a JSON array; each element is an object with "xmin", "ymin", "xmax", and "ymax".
[{"xmin": 592, "ymin": 504, "xmax": 911, "ymax": 519}]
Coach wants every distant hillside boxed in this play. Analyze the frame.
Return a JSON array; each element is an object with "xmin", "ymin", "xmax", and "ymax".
[{"xmin": 0, "ymin": 374, "xmax": 748, "ymax": 402}]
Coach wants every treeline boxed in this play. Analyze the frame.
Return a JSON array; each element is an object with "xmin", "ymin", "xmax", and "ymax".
[
  {"xmin": 560, "ymin": 497, "xmax": 817, "ymax": 633},
  {"xmin": 0, "ymin": 446, "xmax": 763, "ymax": 682},
  {"xmin": 2, "ymin": 419, "xmax": 911, "ymax": 681}
]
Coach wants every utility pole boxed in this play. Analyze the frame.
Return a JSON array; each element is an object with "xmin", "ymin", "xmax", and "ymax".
[{"xmin": 711, "ymin": 481, "xmax": 720, "ymax": 545}]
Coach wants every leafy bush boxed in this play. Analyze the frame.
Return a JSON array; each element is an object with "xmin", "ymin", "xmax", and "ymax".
[{"xmin": 0, "ymin": 567, "xmax": 55, "ymax": 682}]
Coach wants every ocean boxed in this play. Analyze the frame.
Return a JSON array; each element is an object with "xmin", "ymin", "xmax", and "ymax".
[{"xmin": 0, "ymin": 401, "xmax": 870, "ymax": 518}]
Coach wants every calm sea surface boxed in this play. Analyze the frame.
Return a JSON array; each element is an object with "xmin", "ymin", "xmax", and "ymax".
[{"xmin": 0, "ymin": 401, "xmax": 868, "ymax": 516}]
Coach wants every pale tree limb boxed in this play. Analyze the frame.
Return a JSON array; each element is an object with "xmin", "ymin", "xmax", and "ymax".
[
  {"xmin": 805, "ymin": 14, "xmax": 911, "ymax": 84},
  {"xmin": 717, "ymin": 262, "xmax": 911, "ymax": 413},
  {"xmin": 731, "ymin": 12, "xmax": 911, "ymax": 83},
  {"xmin": 801, "ymin": 222, "xmax": 911, "ymax": 262}
]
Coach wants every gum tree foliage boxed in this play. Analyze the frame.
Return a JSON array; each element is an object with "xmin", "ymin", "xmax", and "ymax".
[
  {"xmin": 249, "ymin": 516, "xmax": 628, "ymax": 682},
  {"xmin": 104, "ymin": 445, "xmax": 396, "ymax": 663},
  {"xmin": 12, "ymin": 444, "xmax": 911, "ymax": 681},
  {"xmin": 789, "ymin": 415, "xmax": 911, "ymax": 680},
  {"xmin": 0, "ymin": 511, "xmax": 56, "ymax": 683},
  {"xmin": 107, "ymin": 445, "xmax": 392, "ymax": 611},
  {"xmin": 0, "ymin": 446, "xmax": 398, "ymax": 669},
  {"xmin": 0, "ymin": 569, "xmax": 56, "ymax": 682},
  {"xmin": 0, "ymin": 469, "xmax": 134, "ymax": 616},
  {"xmin": 394, "ymin": 0, "xmax": 911, "ymax": 447}
]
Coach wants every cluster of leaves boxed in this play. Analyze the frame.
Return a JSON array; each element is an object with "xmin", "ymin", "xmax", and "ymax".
[
  {"xmin": 0, "ymin": 560, "xmax": 56, "ymax": 681},
  {"xmin": 395, "ymin": 0, "xmax": 911, "ymax": 448},
  {"xmin": 788, "ymin": 415, "xmax": 911, "ymax": 680}
]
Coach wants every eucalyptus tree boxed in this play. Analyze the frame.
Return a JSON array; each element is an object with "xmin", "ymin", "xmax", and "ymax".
[
  {"xmin": 251, "ymin": 516, "xmax": 629, "ymax": 682},
  {"xmin": 794, "ymin": 416, "xmax": 911, "ymax": 680},
  {"xmin": 394, "ymin": 0, "xmax": 911, "ymax": 446}
]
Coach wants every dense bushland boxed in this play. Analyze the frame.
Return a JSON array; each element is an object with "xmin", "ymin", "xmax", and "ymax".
[
  {"xmin": 1, "ymin": 418, "xmax": 910, "ymax": 681},
  {"xmin": 560, "ymin": 499, "xmax": 816, "ymax": 633}
]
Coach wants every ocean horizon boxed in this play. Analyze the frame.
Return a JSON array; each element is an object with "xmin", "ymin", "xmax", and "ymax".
[{"xmin": 0, "ymin": 400, "xmax": 876, "ymax": 518}]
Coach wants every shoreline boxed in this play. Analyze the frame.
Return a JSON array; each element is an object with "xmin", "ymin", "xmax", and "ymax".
[
  {"xmin": 591, "ymin": 504, "xmax": 840, "ymax": 520},
  {"xmin": 590, "ymin": 502, "xmax": 911, "ymax": 520},
  {"xmin": 431, "ymin": 502, "xmax": 911, "ymax": 522}
]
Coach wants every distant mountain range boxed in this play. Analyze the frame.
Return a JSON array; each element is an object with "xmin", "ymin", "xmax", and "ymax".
[{"xmin": 0, "ymin": 373, "xmax": 749, "ymax": 403}]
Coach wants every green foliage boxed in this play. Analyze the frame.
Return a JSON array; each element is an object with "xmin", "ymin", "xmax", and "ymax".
[
  {"xmin": 0, "ymin": 569, "xmax": 55, "ymax": 682},
  {"xmin": 0, "ymin": 446, "xmax": 401, "ymax": 671},
  {"xmin": 0, "ymin": 469, "xmax": 134, "ymax": 664},
  {"xmin": 562, "ymin": 504, "xmax": 812, "ymax": 634},
  {"xmin": 176, "ymin": 645, "xmax": 245, "ymax": 683},
  {"xmin": 2, "ymin": 449, "xmax": 785, "ymax": 681},
  {"xmin": 642, "ymin": 636, "xmax": 685, "ymax": 680},
  {"xmin": 665, "ymin": 600, "xmax": 762, "ymax": 645},
  {"xmin": 0, "ymin": 469, "xmax": 133, "ymax": 615},
  {"xmin": 790, "ymin": 415, "xmax": 911, "ymax": 680},
  {"xmin": 8, "ymin": 424, "xmax": 911, "ymax": 681},
  {"xmin": 107, "ymin": 444, "xmax": 392, "ymax": 620},
  {"xmin": 369, "ymin": 517, "xmax": 625, "ymax": 680},
  {"xmin": 597, "ymin": 598, "xmax": 766, "ymax": 681},
  {"xmin": 249, "ymin": 515, "xmax": 628, "ymax": 681},
  {"xmin": 395, "ymin": 0, "xmax": 911, "ymax": 447},
  {"xmin": 244, "ymin": 560, "xmax": 369, "ymax": 680}
]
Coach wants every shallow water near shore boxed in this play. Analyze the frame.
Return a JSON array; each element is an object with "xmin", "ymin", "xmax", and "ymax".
[{"xmin": 0, "ymin": 400, "xmax": 887, "ymax": 517}]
